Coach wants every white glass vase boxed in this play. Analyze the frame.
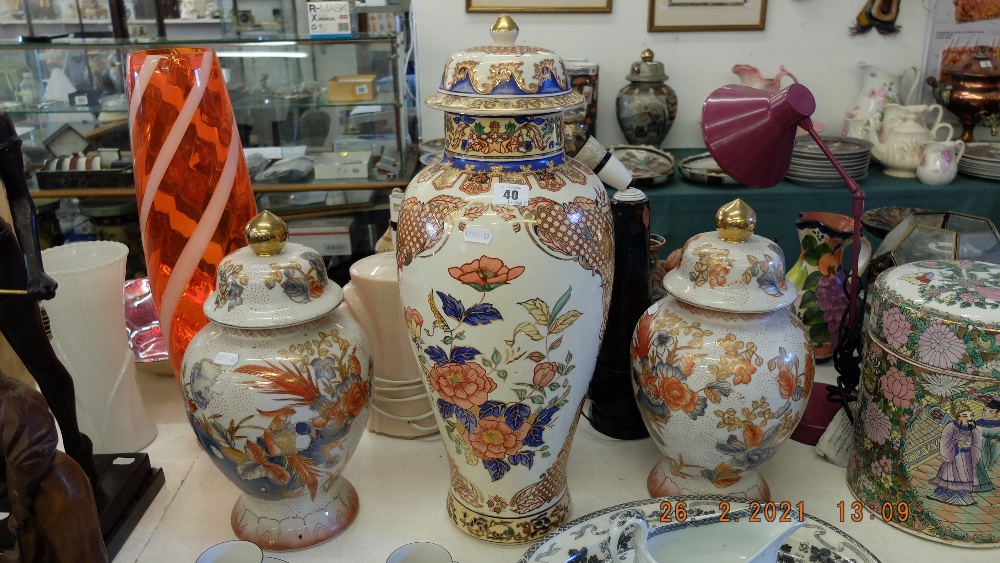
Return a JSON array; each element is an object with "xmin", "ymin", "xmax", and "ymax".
[{"xmin": 41, "ymin": 241, "xmax": 157, "ymax": 453}]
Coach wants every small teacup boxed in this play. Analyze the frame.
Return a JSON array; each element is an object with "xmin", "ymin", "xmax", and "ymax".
[
  {"xmin": 386, "ymin": 542, "xmax": 454, "ymax": 563},
  {"xmin": 196, "ymin": 541, "xmax": 262, "ymax": 563}
]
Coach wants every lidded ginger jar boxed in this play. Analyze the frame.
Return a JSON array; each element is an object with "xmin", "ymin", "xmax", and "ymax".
[
  {"xmin": 631, "ymin": 200, "xmax": 813, "ymax": 501},
  {"xmin": 181, "ymin": 211, "xmax": 371, "ymax": 551},
  {"xmin": 396, "ymin": 16, "xmax": 614, "ymax": 543}
]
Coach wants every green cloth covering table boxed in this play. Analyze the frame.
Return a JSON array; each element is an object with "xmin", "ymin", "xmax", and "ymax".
[{"xmin": 634, "ymin": 148, "xmax": 1000, "ymax": 265}]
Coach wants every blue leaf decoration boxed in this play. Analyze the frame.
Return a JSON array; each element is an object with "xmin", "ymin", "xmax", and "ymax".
[
  {"xmin": 281, "ymin": 278, "xmax": 312, "ymax": 303},
  {"xmin": 479, "ymin": 400, "xmax": 506, "ymax": 419},
  {"xmin": 457, "ymin": 408, "xmax": 478, "ymax": 435},
  {"xmin": 716, "ymin": 434, "xmax": 747, "ymax": 455},
  {"xmin": 686, "ymin": 396, "xmax": 708, "ymax": 420},
  {"xmin": 437, "ymin": 398, "xmax": 457, "ymax": 420},
  {"xmin": 706, "ymin": 381, "xmax": 733, "ymax": 397},
  {"xmin": 509, "ymin": 451, "xmax": 535, "ymax": 469},
  {"xmin": 425, "ymin": 346, "xmax": 449, "ymax": 365},
  {"xmin": 464, "ymin": 303, "xmax": 502, "ymax": 326},
  {"xmin": 505, "ymin": 402, "xmax": 532, "ymax": 430},
  {"xmin": 483, "ymin": 458, "xmax": 511, "ymax": 482},
  {"xmin": 450, "ymin": 346, "xmax": 481, "ymax": 364},
  {"xmin": 522, "ymin": 423, "xmax": 546, "ymax": 448},
  {"xmin": 535, "ymin": 406, "xmax": 559, "ymax": 426},
  {"xmin": 437, "ymin": 291, "xmax": 464, "ymax": 321}
]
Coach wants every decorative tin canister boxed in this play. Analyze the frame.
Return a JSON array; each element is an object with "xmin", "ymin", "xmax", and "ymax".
[
  {"xmin": 181, "ymin": 211, "xmax": 372, "ymax": 551},
  {"xmin": 396, "ymin": 16, "xmax": 614, "ymax": 543},
  {"xmin": 631, "ymin": 200, "xmax": 813, "ymax": 501},
  {"xmin": 849, "ymin": 260, "xmax": 1000, "ymax": 546}
]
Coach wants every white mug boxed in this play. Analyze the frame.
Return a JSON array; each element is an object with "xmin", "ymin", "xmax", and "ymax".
[
  {"xmin": 386, "ymin": 542, "xmax": 454, "ymax": 563},
  {"xmin": 196, "ymin": 541, "xmax": 263, "ymax": 563}
]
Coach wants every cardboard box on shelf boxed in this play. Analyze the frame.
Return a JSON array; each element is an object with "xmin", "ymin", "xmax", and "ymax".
[
  {"xmin": 333, "ymin": 133, "xmax": 396, "ymax": 155},
  {"xmin": 327, "ymin": 75, "xmax": 377, "ymax": 102},
  {"xmin": 314, "ymin": 151, "xmax": 373, "ymax": 180},
  {"xmin": 286, "ymin": 215, "xmax": 360, "ymax": 256}
]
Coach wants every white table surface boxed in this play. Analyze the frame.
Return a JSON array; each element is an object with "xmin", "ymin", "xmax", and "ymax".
[{"xmin": 114, "ymin": 363, "xmax": 999, "ymax": 563}]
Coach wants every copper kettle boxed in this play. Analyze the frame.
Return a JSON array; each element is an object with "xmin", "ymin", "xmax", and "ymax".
[{"xmin": 926, "ymin": 47, "xmax": 1000, "ymax": 142}]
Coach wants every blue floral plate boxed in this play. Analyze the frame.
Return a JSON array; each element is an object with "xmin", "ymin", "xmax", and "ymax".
[{"xmin": 517, "ymin": 495, "xmax": 881, "ymax": 563}]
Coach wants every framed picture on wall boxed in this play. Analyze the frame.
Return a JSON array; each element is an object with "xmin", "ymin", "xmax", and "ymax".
[
  {"xmin": 466, "ymin": 0, "xmax": 613, "ymax": 13},
  {"xmin": 648, "ymin": 0, "xmax": 767, "ymax": 32}
]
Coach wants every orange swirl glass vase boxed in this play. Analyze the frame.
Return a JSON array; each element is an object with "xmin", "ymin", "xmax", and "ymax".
[{"xmin": 126, "ymin": 48, "xmax": 258, "ymax": 381}]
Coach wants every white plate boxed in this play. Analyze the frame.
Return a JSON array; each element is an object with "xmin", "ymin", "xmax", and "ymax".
[
  {"xmin": 518, "ymin": 496, "xmax": 881, "ymax": 563},
  {"xmin": 678, "ymin": 152, "xmax": 741, "ymax": 186}
]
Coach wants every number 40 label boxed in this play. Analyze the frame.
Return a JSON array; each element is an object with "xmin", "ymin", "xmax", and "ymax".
[{"xmin": 493, "ymin": 182, "xmax": 529, "ymax": 206}]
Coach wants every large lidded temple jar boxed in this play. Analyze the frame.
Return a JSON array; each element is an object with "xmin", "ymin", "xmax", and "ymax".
[
  {"xmin": 397, "ymin": 16, "xmax": 614, "ymax": 543},
  {"xmin": 631, "ymin": 200, "xmax": 813, "ymax": 501},
  {"xmin": 181, "ymin": 211, "xmax": 372, "ymax": 551}
]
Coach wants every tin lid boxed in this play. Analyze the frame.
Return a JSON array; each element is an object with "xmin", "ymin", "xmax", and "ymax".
[
  {"xmin": 869, "ymin": 260, "xmax": 1000, "ymax": 378},
  {"xmin": 664, "ymin": 199, "xmax": 797, "ymax": 313},
  {"xmin": 626, "ymin": 49, "xmax": 669, "ymax": 83},
  {"xmin": 204, "ymin": 211, "xmax": 343, "ymax": 329},
  {"xmin": 425, "ymin": 15, "xmax": 584, "ymax": 116}
]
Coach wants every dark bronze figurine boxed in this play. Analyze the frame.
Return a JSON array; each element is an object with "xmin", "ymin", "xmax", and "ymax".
[
  {"xmin": 0, "ymin": 370, "xmax": 108, "ymax": 563},
  {"xmin": 0, "ymin": 112, "xmax": 96, "ymax": 485}
]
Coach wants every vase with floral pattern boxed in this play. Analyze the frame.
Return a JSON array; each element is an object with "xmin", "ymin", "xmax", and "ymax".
[
  {"xmin": 631, "ymin": 200, "xmax": 813, "ymax": 501},
  {"xmin": 849, "ymin": 260, "xmax": 1000, "ymax": 546},
  {"xmin": 396, "ymin": 16, "xmax": 613, "ymax": 543},
  {"xmin": 181, "ymin": 211, "xmax": 371, "ymax": 551},
  {"xmin": 787, "ymin": 212, "xmax": 871, "ymax": 363}
]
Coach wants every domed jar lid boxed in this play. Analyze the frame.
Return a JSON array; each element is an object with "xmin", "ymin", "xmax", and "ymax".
[
  {"xmin": 664, "ymin": 199, "xmax": 797, "ymax": 313},
  {"xmin": 425, "ymin": 14, "xmax": 585, "ymax": 116},
  {"xmin": 626, "ymin": 49, "xmax": 669, "ymax": 83},
  {"xmin": 945, "ymin": 47, "xmax": 1000, "ymax": 80},
  {"xmin": 205, "ymin": 211, "xmax": 343, "ymax": 329}
]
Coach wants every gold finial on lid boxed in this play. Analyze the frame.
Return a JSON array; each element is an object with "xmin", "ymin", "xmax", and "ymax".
[
  {"xmin": 491, "ymin": 15, "xmax": 519, "ymax": 46},
  {"xmin": 641, "ymin": 49, "xmax": 654, "ymax": 62},
  {"xmin": 716, "ymin": 199, "xmax": 757, "ymax": 242},
  {"xmin": 246, "ymin": 210, "xmax": 288, "ymax": 257}
]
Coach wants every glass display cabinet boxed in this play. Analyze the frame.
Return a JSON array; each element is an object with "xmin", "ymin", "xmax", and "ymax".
[{"xmin": 0, "ymin": 31, "xmax": 413, "ymax": 197}]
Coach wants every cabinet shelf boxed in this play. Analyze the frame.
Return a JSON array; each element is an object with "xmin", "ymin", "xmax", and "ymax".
[{"xmin": 6, "ymin": 94, "xmax": 401, "ymax": 116}]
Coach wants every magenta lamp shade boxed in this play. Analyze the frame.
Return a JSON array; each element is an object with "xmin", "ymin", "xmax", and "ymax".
[{"xmin": 701, "ymin": 83, "xmax": 817, "ymax": 188}]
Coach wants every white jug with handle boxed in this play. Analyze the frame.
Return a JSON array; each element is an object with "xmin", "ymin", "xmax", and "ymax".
[{"xmin": 849, "ymin": 62, "xmax": 919, "ymax": 122}]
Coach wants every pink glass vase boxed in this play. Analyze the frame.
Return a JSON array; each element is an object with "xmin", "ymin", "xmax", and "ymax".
[{"xmin": 125, "ymin": 48, "xmax": 258, "ymax": 381}]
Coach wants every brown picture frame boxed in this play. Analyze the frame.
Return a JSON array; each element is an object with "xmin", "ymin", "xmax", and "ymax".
[
  {"xmin": 466, "ymin": 0, "xmax": 613, "ymax": 13},
  {"xmin": 648, "ymin": 0, "xmax": 767, "ymax": 32}
]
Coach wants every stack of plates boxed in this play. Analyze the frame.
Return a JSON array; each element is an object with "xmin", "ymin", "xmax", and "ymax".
[
  {"xmin": 959, "ymin": 142, "xmax": 1000, "ymax": 181},
  {"xmin": 418, "ymin": 138, "xmax": 446, "ymax": 166},
  {"xmin": 785, "ymin": 136, "xmax": 873, "ymax": 187}
]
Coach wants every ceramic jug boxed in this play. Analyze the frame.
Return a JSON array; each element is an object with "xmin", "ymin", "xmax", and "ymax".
[
  {"xmin": 631, "ymin": 200, "xmax": 813, "ymax": 501},
  {"xmin": 841, "ymin": 113, "xmax": 872, "ymax": 140},
  {"xmin": 732, "ymin": 64, "xmax": 798, "ymax": 93},
  {"xmin": 342, "ymin": 252, "xmax": 436, "ymax": 438},
  {"xmin": 787, "ymin": 212, "xmax": 871, "ymax": 363},
  {"xmin": 850, "ymin": 62, "xmax": 918, "ymax": 122},
  {"xmin": 397, "ymin": 16, "xmax": 614, "ymax": 543},
  {"xmin": 181, "ymin": 211, "xmax": 372, "ymax": 551},
  {"xmin": 869, "ymin": 103, "xmax": 954, "ymax": 177},
  {"xmin": 917, "ymin": 140, "xmax": 966, "ymax": 186}
]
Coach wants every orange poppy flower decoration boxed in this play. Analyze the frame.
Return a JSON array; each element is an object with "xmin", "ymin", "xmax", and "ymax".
[{"xmin": 448, "ymin": 255, "xmax": 525, "ymax": 292}]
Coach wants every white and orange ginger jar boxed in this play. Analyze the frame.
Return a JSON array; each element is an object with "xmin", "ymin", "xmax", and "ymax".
[
  {"xmin": 631, "ymin": 200, "xmax": 813, "ymax": 501},
  {"xmin": 181, "ymin": 211, "xmax": 371, "ymax": 551},
  {"xmin": 396, "ymin": 16, "xmax": 614, "ymax": 542}
]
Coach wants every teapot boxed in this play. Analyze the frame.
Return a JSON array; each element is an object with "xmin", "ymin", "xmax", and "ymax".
[
  {"xmin": 868, "ymin": 103, "xmax": 953, "ymax": 177},
  {"xmin": 608, "ymin": 507, "xmax": 805, "ymax": 563},
  {"xmin": 927, "ymin": 47, "xmax": 1000, "ymax": 142},
  {"xmin": 731, "ymin": 64, "xmax": 798, "ymax": 92},
  {"xmin": 849, "ymin": 62, "xmax": 918, "ymax": 122}
]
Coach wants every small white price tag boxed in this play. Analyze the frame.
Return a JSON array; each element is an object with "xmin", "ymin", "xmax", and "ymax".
[
  {"xmin": 355, "ymin": 84, "xmax": 369, "ymax": 95},
  {"xmin": 464, "ymin": 226, "xmax": 493, "ymax": 245},
  {"xmin": 112, "ymin": 457, "xmax": 134, "ymax": 465},
  {"xmin": 215, "ymin": 351, "xmax": 239, "ymax": 366},
  {"xmin": 981, "ymin": 60, "xmax": 993, "ymax": 69},
  {"xmin": 73, "ymin": 94, "xmax": 89, "ymax": 105},
  {"xmin": 493, "ymin": 182, "xmax": 529, "ymax": 206}
]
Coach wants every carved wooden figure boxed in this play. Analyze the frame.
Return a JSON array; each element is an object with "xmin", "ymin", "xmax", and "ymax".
[
  {"xmin": 0, "ymin": 370, "xmax": 108, "ymax": 563},
  {"xmin": 0, "ymin": 112, "xmax": 95, "ymax": 484}
]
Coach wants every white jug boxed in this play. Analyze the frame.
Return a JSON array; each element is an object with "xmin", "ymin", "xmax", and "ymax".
[
  {"xmin": 849, "ymin": 62, "xmax": 919, "ymax": 122},
  {"xmin": 917, "ymin": 140, "xmax": 966, "ymax": 186}
]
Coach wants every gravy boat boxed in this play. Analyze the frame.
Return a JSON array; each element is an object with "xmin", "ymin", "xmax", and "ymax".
[{"xmin": 609, "ymin": 505, "xmax": 805, "ymax": 563}]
